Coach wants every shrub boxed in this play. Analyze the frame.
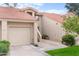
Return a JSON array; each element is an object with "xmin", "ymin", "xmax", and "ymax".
[
  {"xmin": 0, "ymin": 40, "xmax": 10, "ymax": 56},
  {"xmin": 62, "ymin": 34, "xmax": 75, "ymax": 46},
  {"xmin": 0, "ymin": 40, "xmax": 10, "ymax": 47}
]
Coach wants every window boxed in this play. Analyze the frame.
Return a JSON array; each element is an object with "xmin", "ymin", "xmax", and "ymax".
[{"xmin": 27, "ymin": 12, "xmax": 32, "ymax": 16}]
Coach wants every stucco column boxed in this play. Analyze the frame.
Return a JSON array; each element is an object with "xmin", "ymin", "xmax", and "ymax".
[
  {"xmin": 34, "ymin": 22, "xmax": 38, "ymax": 45},
  {"xmin": 32, "ymin": 12, "xmax": 35, "ymax": 17},
  {"xmin": 1, "ymin": 20, "xmax": 7, "ymax": 40}
]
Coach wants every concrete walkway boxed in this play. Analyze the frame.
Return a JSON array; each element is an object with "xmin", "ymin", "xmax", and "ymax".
[
  {"xmin": 8, "ymin": 45, "xmax": 46, "ymax": 56},
  {"xmin": 8, "ymin": 40, "xmax": 66, "ymax": 56},
  {"xmin": 38, "ymin": 40, "xmax": 66, "ymax": 51}
]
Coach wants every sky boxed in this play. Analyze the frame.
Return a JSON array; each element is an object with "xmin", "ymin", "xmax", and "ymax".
[
  {"xmin": 41, "ymin": 3, "xmax": 68, "ymax": 14},
  {"xmin": 0, "ymin": 3, "xmax": 68, "ymax": 15}
]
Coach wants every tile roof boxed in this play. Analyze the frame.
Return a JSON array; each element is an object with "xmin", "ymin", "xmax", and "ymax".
[
  {"xmin": 0, "ymin": 7, "xmax": 36, "ymax": 21},
  {"xmin": 43, "ymin": 13, "xmax": 64, "ymax": 23}
]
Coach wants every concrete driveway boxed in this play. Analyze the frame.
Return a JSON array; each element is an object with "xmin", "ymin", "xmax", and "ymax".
[
  {"xmin": 8, "ymin": 45, "xmax": 47, "ymax": 56},
  {"xmin": 8, "ymin": 40, "xmax": 66, "ymax": 56}
]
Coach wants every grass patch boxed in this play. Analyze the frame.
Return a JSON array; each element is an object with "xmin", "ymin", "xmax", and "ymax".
[{"xmin": 46, "ymin": 46, "xmax": 79, "ymax": 56}]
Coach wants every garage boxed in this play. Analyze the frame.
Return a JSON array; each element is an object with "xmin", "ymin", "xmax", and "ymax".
[
  {"xmin": 8, "ymin": 27, "xmax": 31, "ymax": 46},
  {"xmin": 8, "ymin": 22, "xmax": 33, "ymax": 46},
  {"xmin": 0, "ymin": 7, "xmax": 38, "ymax": 46}
]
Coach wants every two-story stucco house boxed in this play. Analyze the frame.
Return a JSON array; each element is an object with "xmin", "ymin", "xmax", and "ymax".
[
  {"xmin": 0, "ymin": 7, "xmax": 66, "ymax": 46},
  {"xmin": 21, "ymin": 7, "xmax": 66, "ymax": 43}
]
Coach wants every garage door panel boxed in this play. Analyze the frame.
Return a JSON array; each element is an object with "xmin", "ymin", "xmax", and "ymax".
[{"xmin": 8, "ymin": 27, "xmax": 31, "ymax": 46}]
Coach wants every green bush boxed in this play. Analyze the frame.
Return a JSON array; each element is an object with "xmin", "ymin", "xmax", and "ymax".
[
  {"xmin": 62, "ymin": 34, "xmax": 75, "ymax": 46},
  {"xmin": 0, "ymin": 40, "xmax": 10, "ymax": 56}
]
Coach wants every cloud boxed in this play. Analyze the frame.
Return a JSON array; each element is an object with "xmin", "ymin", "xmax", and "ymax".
[
  {"xmin": 17, "ymin": 4, "xmax": 67, "ymax": 15},
  {"xmin": 44, "ymin": 9, "xmax": 68, "ymax": 15},
  {"xmin": 17, "ymin": 3, "xmax": 44, "ymax": 9},
  {"xmin": 0, "ymin": 3, "xmax": 44, "ymax": 9},
  {"xmin": 31, "ymin": 3, "xmax": 44, "ymax": 6}
]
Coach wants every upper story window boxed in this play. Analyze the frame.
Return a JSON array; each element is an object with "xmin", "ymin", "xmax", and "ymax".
[
  {"xmin": 35, "ymin": 16, "xmax": 39, "ymax": 19},
  {"xmin": 27, "ymin": 12, "xmax": 32, "ymax": 16}
]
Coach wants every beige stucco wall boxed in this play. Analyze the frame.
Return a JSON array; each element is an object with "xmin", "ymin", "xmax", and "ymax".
[
  {"xmin": 0, "ymin": 18, "xmax": 38, "ymax": 45},
  {"xmin": 0, "ymin": 20, "xmax": 34, "ymax": 42},
  {"xmin": 42, "ymin": 16, "xmax": 65, "ymax": 43}
]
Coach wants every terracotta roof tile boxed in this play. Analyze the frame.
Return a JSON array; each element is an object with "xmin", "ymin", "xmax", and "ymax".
[
  {"xmin": 0, "ymin": 7, "xmax": 36, "ymax": 21},
  {"xmin": 43, "ymin": 13, "xmax": 64, "ymax": 23}
]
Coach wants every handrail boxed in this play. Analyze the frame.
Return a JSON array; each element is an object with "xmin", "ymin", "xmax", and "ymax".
[{"xmin": 37, "ymin": 28, "xmax": 42, "ymax": 41}]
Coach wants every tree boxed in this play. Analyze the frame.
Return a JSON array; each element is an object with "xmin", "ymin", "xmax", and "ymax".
[
  {"xmin": 3, "ymin": 3, "xmax": 17, "ymax": 8},
  {"xmin": 65, "ymin": 3, "xmax": 79, "ymax": 16},
  {"xmin": 63, "ymin": 16, "xmax": 79, "ymax": 34}
]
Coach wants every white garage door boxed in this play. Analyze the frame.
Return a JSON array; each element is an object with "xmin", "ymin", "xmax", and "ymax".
[{"xmin": 8, "ymin": 27, "xmax": 31, "ymax": 46}]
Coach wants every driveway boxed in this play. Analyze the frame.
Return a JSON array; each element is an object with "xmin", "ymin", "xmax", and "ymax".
[
  {"xmin": 8, "ymin": 45, "xmax": 47, "ymax": 56},
  {"xmin": 8, "ymin": 40, "xmax": 66, "ymax": 56}
]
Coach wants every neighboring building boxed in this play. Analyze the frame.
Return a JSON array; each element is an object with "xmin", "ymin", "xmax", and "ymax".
[
  {"xmin": 42, "ymin": 13, "xmax": 65, "ymax": 43},
  {"xmin": 21, "ymin": 7, "xmax": 66, "ymax": 44}
]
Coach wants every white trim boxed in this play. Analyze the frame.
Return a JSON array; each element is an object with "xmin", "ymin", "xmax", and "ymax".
[
  {"xmin": 1, "ymin": 20, "xmax": 8, "ymax": 40},
  {"xmin": 0, "ymin": 19, "xmax": 36, "ymax": 23}
]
